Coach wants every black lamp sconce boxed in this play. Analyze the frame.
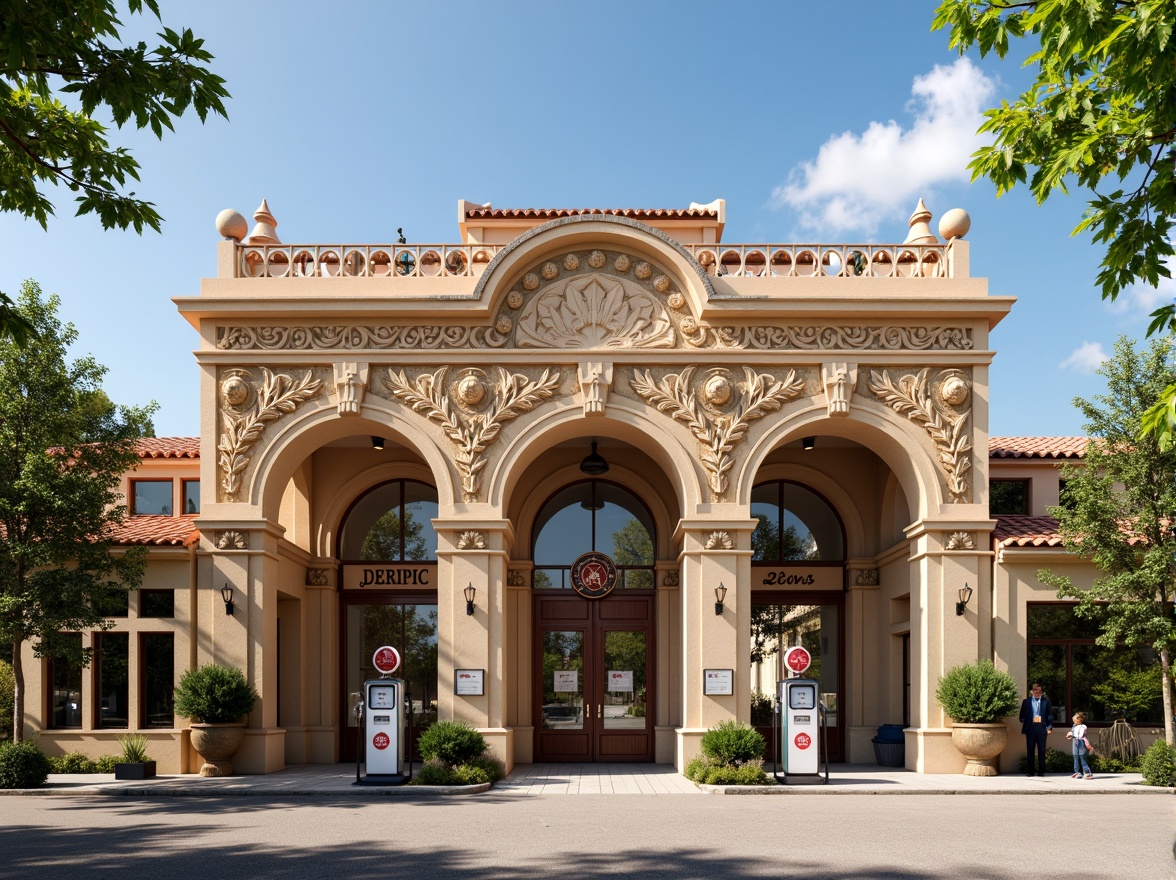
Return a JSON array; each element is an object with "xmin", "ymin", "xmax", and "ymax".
[
  {"xmin": 714, "ymin": 583, "xmax": 727, "ymax": 615},
  {"xmin": 579, "ymin": 439, "xmax": 609, "ymax": 476},
  {"xmin": 956, "ymin": 583, "xmax": 973, "ymax": 616},
  {"xmin": 220, "ymin": 584, "xmax": 235, "ymax": 616},
  {"xmin": 464, "ymin": 582, "xmax": 476, "ymax": 616},
  {"xmin": 802, "ymin": 436, "xmax": 816, "ymax": 451},
  {"xmin": 371, "ymin": 436, "xmax": 385, "ymax": 450}
]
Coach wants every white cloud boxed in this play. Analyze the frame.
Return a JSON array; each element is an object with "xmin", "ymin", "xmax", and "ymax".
[
  {"xmin": 772, "ymin": 58, "xmax": 995, "ymax": 237},
  {"xmin": 1059, "ymin": 342, "xmax": 1109, "ymax": 373},
  {"xmin": 1107, "ymin": 254, "xmax": 1175, "ymax": 317}
]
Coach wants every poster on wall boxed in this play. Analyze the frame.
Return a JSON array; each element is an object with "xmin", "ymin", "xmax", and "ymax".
[
  {"xmin": 454, "ymin": 669, "xmax": 484, "ymax": 696},
  {"xmin": 703, "ymin": 669, "xmax": 734, "ymax": 696},
  {"xmin": 553, "ymin": 670, "xmax": 579, "ymax": 693},
  {"xmin": 608, "ymin": 670, "xmax": 634, "ymax": 692}
]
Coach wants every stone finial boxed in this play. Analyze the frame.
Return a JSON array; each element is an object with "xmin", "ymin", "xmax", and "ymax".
[
  {"xmin": 215, "ymin": 208, "xmax": 248, "ymax": 242},
  {"xmin": 903, "ymin": 198, "xmax": 938, "ymax": 245},
  {"xmin": 938, "ymin": 207, "xmax": 972, "ymax": 240},
  {"xmin": 247, "ymin": 199, "xmax": 280, "ymax": 245}
]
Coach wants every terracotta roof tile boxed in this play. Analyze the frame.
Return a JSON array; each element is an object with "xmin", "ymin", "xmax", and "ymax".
[
  {"xmin": 112, "ymin": 515, "xmax": 199, "ymax": 546},
  {"xmin": 992, "ymin": 515, "xmax": 1064, "ymax": 548},
  {"xmin": 989, "ymin": 437, "xmax": 1087, "ymax": 459},
  {"xmin": 135, "ymin": 437, "xmax": 200, "ymax": 459},
  {"xmin": 463, "ymin": 207, "xmax": 719, "ymax": 221}
]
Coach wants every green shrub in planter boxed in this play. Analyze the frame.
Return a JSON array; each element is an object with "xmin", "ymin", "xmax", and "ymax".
[
  {"xmin": 700, "ymin": 720, "xmax": 764, "ymax": 765},
  {"xmin": 173, "ymin": 664, "xmax": 258, "ymax": 723},
  {"xmin": 935, "ymin": 660, "xmax": 1019, "ymax": 723},
  {"xmin": 94, "ymin": 755, "xmax": 118, "ymax": 773},
  {"xmin": 417, "ymin": 720, "xmax": 487, "ymax": 766},
  {"xmin": 411, "ymin": 760, "xmax": 458, "ymax": 786},
  {"xmin": 117, "ymin": 733, "xmax": 150, "ymax": 763},
  {"xmin": 0, "ymin": 741, "xmax": 52, "ymax": 788},
  {"xmin": 1140, "ymin": 740, "xmax": 1176, "ymax": 787}
]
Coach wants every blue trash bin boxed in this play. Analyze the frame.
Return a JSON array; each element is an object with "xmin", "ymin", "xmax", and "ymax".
[{"xmin": 871, "ymin": 724, "xmax": 905, "ymax": 767}]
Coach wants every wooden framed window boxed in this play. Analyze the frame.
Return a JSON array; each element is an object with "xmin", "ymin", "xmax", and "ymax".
[
  {"xmin": 182, "ymin": 479, "xmax": 200, "ymax": 515},
  {"xmin": 989, "ymin": 479, "xmax": 1030, "ymax": 515},
  {"xmin": 140, "ymin": 633, "xmax": 174, "ymax": 728},
  {"xmin": 131, "ymin": 479, "xmax": 173, "ymax": 515},
  {"xmin": 94, "ymin": 632, "xmax": 129, "ymax": 729},
  {"xmin": 139, "ymin": 590, "xmax": 174, "ymax": 618},
  {"xmin": 48, "ymin": 635, "xmax": 82, "ymax": 729}
]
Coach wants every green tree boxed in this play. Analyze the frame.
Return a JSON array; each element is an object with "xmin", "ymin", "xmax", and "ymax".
[
  {"xmin": 1037, "ymin": 337, "xmax": 1176, "ymax": 746},
  {"xmin": 932, "ymin": 2, "xmax": 1176, "ymax": 443},
  {"xmin": 360, "ymin": 508, "xmax": 428, "ymax": 562},
  {"xmin": 0, "ymin": 0, "xmax": 230, "ymax": 232},
  {"xmin": 0, "ymin": 281, "xmax": 156, "ymax": 741}
]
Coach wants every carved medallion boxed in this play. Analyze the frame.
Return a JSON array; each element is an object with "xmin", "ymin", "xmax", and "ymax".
[
  {"xmin": 705, "ymin": 531, "xmax": 734, "ymax": 550},
  {"xmin": 571, "ymin": 551, "xmax": 617, "ymax": 599},
  {"xmin": 456, "ymin": 531, "xmax": 487, "ymax": 550},
  {"xmin": 516, "ymin": 273, "xmax": 675, "ymax": 349}
]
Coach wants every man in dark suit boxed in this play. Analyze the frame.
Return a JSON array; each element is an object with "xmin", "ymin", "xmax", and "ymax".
[{"xmin": 1019, "ymin": 682, "xmax": 1053, "ymax": 776}]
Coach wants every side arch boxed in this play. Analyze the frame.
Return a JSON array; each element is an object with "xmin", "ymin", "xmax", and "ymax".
[{"xmin": 748, "ymin": 463, "xmax": 868, "ymax": 560}]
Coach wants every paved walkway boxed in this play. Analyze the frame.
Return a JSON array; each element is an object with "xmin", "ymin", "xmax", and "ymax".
[{"xmin": 5, "ymin": 763, "xmax": 1168, "ymax": 797}]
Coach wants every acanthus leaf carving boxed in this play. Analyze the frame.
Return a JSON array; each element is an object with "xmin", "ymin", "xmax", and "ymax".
[
  {"xmin": 516, "ymin": 273, "xmax": 674, "ymax": 349},
  {"xmin": 385, "ymin": 366, "xmax": 560, "ymax": 502},
  {"xmin": 945, "ymin": 531, "xmax": 975, "ymax": 551},
  {"xmin": 705, "ymin": 531, "xmax": 734, "ymax": 550},
  {"xmin": 631, "ymin": 366, "xmax": 804, "ymax": 499},
  {"xmin": 218, "ymin": 368, "xmax": 323, "ymax": 499},
  {"xmin": 866, "ymin": 368, "xmax": 972, "ymax": 501},
  {"xmin": 456, "ymin": 531, "xmax": 487, "ymax": 550},
  {"xmin": 216, "ymin": 530, "xmax": 247, "ymax": 550}
]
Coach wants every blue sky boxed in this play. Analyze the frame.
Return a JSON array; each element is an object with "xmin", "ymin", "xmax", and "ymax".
[{"xmin": 2, "ymin": 0, "xmax": 1168, "ymax": 438}]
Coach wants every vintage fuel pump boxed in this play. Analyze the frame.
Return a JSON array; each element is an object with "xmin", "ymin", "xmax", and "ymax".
[
  {"xmin": 773, "ymin": 645, "xmax": 829, "ymax": 785},
  {"xmin": 354, "ymin": 645, "xmax": 413, "ymax": 786}
]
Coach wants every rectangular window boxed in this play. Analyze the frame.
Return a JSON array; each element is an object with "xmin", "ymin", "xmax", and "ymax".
[
  {"xmin": 97, "ymin": 589, "xmax": 129, "ymax": 618},
  {"xmin": 94, "ymin": 632, "xmax": 129, "ymax": 729},
  {"xmin": 132, "ymin": 480, "xmax": 173, "ymax": 515},
  {"xmin": 140, "ymin": 633, "xmax": 174, "ymax": 728},
  {"xmin": 989, "ymin": 479, "xmax": 1030, "ymax": 515},
  {"xmin": 182, "ymin": 479, "xmax": 200, "ymax": 515},
  {"xmin": 49, "ymin": 635, "xmax": 83, "ymax": 729},
  {"xmin": 139, "ymin": 590, "xmax": 174, "ymax": 618}
]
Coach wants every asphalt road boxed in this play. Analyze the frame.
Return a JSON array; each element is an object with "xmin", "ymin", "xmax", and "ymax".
[{"xmin": 0, "ymin": 794, "xmax": 1171, "ymax": 880}]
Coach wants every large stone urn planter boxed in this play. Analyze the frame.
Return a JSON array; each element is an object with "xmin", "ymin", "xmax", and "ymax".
[
  {"xmin": 190, "ymin": 723, "xmax": 246, "ymax": 777},
  {"xmin": 950, "ymin": 722, "xmax": 1008, "ymax": 776}
]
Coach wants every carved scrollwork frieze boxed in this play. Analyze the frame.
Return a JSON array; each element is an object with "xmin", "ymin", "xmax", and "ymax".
[
  {"xmin": 715, "ymin": 325, "xmax": 973, "ymax": 351},
  {"xmin": 217, "ymin": 325, "xmax": 509, "ymax": 351}
]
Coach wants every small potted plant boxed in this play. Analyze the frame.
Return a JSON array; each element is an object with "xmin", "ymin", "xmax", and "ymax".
[
  {"xmin": 173, "ymin": 664, "xmax": 258, "ymax": 777},
  {"xmin": 935, "ymin": 660, "xmax": 1019, "ymax": 776},
  {"xmin": 113, "ymin": 733, "xmax": 156, "ymax": 780}
]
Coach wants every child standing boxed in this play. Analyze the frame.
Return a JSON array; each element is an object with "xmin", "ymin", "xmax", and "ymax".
[{"xmin": 1066, "ymin": 712, "xmax": 1093, "ymax": 779}]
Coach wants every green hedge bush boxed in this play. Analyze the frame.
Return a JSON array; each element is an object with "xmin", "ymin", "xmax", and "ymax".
[
  {"xmin": 684, "ymin": 756, "xmax": 773, "ymax": 786},
  {"xmin": 416, "ymin": 721, "xmax": 486, "ymax": 766},
  {"xmin": 699, "ymin": 720, "xmax": 764, "ymax": 765},
  {"xmin": 1140, "ymin": 740, "xmax": 1176, "ymax": 787},
  {"xmin": 0, "ymin": 741, "xmax": 51, "ymax": 788},
  {"xmin": 173, "ymin": 664, "xmax": 258, "ymax": 723},
  {"xmin": 936, "ymin": 661, "xmax": 1020, "ymax": 723}
]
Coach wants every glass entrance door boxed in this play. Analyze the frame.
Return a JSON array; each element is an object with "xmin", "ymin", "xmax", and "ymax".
[{"xmin": 534, "ymin": 595, "xmax": 653, "ymax": 762}]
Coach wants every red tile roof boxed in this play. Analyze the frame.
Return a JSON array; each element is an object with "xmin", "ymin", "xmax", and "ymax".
[
  {"xmin": 462, "ymin": 207, "xmax": 720, "ymax": 221},
  {"xmin": 993, "ymin": 515, "xmax": 1064, "ymax": 548},
  {"xmin": 989, "ymin": 437, "xmax": 1087, "ymax": 459},
  {"xmin": 136, "ymin": 437, "xmax": 200, "ymax": 459},
  {"xmin": 112, "ymin": 515, "xmax": 199, "ymax": 546}
]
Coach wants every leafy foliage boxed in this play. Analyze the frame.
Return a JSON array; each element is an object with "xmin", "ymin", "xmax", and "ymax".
[
  {"xmin": 0, "ymin": 740, "xmax": 51, "ymax": 788},
  {"xmin": 936, "ymin": 660, "xmax": 1020, "ymax": 723},
  {"xmin": 173, "ymin": 664, "xmax": 258, "ymax": 723},
  {"xmin": 0, "ymin": 282, "xmax": 156, "ymax": 741},
  {"xmin": 415, "ymin": 720, "xmax": 487, "ymax": 766},
  {"xmin": 0, "ymin": 0, "xmax": 230, "ymax": 232},
  {"xmin": 699, "ymin": 720, "xmax": 765, "ymax": 766},
  {"xmin": 1036, "ymin": 337, "xmax": 1176, "ymax": 745},
  {"xmin": 684, "ymin": 755, "xmax": 773, "ymax": 786},
  {"xmin": 1140, "ymin": 739, "xmax": 1176, "ymax": 786},
  {"xmin": 0, "ymin": 660, "xmax": 12, "ymax": 741},
  {"xmin": 116, "ymin": 733, "xmax": 149, "ymax": 763}
]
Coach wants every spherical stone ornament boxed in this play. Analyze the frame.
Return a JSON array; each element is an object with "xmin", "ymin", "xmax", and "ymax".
[
  {"xmin": 522, "ymin": 273, "xmax": 540, "ymax": 291},
  {"xmin": 653, "ymin": 275, "xmax": 670, "ymax": 293},
  {"xmin": 941, "ymin": 375, "xmax": 969, "ymax": 406},
  {"xmin": 456, "ymin": 374, "xmax": 487, "ymax": 407},
  {"xmin": 938, "ymin": 208, "xmax": 972, "ymax": 241},
  {"xmin": 215, "ymin": 209, "xmax": 248, "ymax": 242},
  {"xmin": 506, "ymin": 290, "xmax": 524, "ymax": 310},
  {"xmin": 495, "ymin": 316, "xmax": 513, "ymax": 335},
  {"xmin": 680, "ymin": 317, "xmax": 698, "ymax": 334},
  {"xmin": 221, "ymin": 376, "xmax": 249, "ymax": 407},
  {"xmin": 563, "ymin": 253, "xmax": 580, "ymax": 271},
  {"xmin": 703, "ymin": 374, "xmax": 733, "ymax": 407},
  {"xmin": 614, "ymin": 254, "xmax": 631, "ymax": 273},
  {"xmin": 667, "ymin": 292, "xmax": 686, "ymax": 311},
  {"xmin": 541, "ymin": 262, "xmax": 559, "ymax": 280},
  {"xmin": 588, "ymin": 250, "xmax": 606, "ymax": 269},
  {"xmin": 634, "ymin": 261, "xmax": 652, "ymax": 280}
]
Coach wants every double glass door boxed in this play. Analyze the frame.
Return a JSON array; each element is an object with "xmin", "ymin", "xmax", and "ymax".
[{"xmin": 534, "ymin": 594, "xmax": 653, "ymax": 762}]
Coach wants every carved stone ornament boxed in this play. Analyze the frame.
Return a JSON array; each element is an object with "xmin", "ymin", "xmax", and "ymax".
[
  {"xmin": 456, "ymin": 531, "xmax": 487, "ymax": 550},
  {"xmin": 631, "ymin": 366, "xmax": 805, "ymax": 498},
  {"xmin": 578, "ymin": 361, "xmax": 614, "ymax": 416},
  {"xmin": 705, "ymin": 531, "xmax": 734, "ymax": 550},
  {"xmin": 822, "ymin": 362, "xmax": 858, "ymax": 417},
  {"xmin": 306, "ymin": 568, "xmax": 331, "ymax": 586},
  {"xmin": 945, "ymin": 531, "xmax": 975, "ymax": 551},
  {"xmin": 714, "ymin": 325, "xmax": 973, "ymax": 351},
  {"xmin": 516, "ymin": 273, "xmax": 675, "ymax": 349},
  {"xmin": 940, "ymin": 371, "xmax": 970, "ymax": 406},
  {"xmin": 216, "ymin": 530, "xmax": 247, "ymax": 550},
  {"xmin": 663, "ymin": 570, "xmax": 680, "ymax": 587},
  {"xmin": 854, "ymin": 569, "xmax": 880, "ymax": 587},
  {"xmin": 506, "ymin": 290, "xmax": 524, "ymax": 310},
  {"xmin": 507, "ymin": 570, "xmax": 525, "ymax": 587},
  {"xmin": 867, "ymin": 368, "xmax": 972, "ymax": 502},
  {"xmin": 217, "ymin": 325, "xmax": 508, "ymax": 351},
  {"xmin": 218, "ymin": 368, "xmax": 323, "ymax": 499},
  {"xmin": 333, "ymin": 361, "xmax": 369, "ymax": 416},
  {"xmin": 385, "ymin": 366, "xmax": 560, "ymax": 502}
]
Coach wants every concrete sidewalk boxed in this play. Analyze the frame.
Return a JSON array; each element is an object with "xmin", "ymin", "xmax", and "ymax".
[{"xmin": 2, "ymin": 763, "xmax": 1169, "ymax": 797}]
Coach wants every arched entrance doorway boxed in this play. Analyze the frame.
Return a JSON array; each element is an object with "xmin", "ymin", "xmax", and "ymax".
[{"xmin": 531, "ymin": 479, "xmax": 656, "ymax": 762}]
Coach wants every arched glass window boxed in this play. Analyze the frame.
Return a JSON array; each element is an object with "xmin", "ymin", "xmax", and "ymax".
[
  {"xmin": 338, "ymin": 480, "xmax": 438, "ymax": 561},
  {"xmin": 750, "ymin": 481, "xmax": 844, "ymax": 562},
  {"xmin": 532, "ymin": 480, "xmax": 655, "ymax": 589}
]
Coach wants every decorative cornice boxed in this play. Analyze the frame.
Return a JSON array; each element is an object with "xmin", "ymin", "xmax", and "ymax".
[
  {"xmin": 217, "ymin": 325, "xmax": 508, "ymax": 351},
  {"xmin": 715, "ymin": 325, "xmax": 973, "ymax": 351}
]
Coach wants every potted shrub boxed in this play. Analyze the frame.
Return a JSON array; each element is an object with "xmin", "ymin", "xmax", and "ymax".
[
  {"xmin": 113, "ymin": 733, "xmax": 156, "ymax": 780},
  {"xmin": 684, "ymin": 720, "xmax": 774, "ymax": 786},
  {"xmin": 174, "ymin": 664, "xmax": 258, "ymax": 777},
  {"xmin": 935, "ymin": 660, "xmax": 1020, "ymax": 776}
]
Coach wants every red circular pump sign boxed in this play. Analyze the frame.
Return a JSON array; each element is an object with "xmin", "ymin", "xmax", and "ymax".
[
  {"xmin": 784, "ymin": 646, "xmax": 811, "ymax": 675},
  {"xmin": 372, "ymin": 732, "xmax": 390, "ymax": 751},
  {"xmin": 372, "ymin": 645, "xmax": 401, "ymax": 675},
  {"xmin": 794, "ymin": 732, "xmax": 812, "ymax": 750}
]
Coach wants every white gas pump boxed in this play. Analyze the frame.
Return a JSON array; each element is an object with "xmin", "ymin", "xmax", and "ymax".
[
  {"xmin": 354, "ymin": 645, "xmax": 412, "ymax": 786},
  {"xmin": 773, "ymin": 646, "xmax": 829, "ymax": 785}
]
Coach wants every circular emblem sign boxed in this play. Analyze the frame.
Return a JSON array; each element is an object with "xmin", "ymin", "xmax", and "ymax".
[
  {"xmin": 784, "ymin": 646, "xmax": 812, "ymax": 675},
  {"xmin": 372, "ymin": 645, "xmax": 401, "ymax": 675},
  {"xmin": 794, "ymin": 732, "xmax": 812, "ymax": 750},
  {"xmin": 570, "ymin": 551, "xmax": 618, "ymax": 599},
  {"xmin": 372, "ymin": 732, "xmax": 390, "ymax": 751}
]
